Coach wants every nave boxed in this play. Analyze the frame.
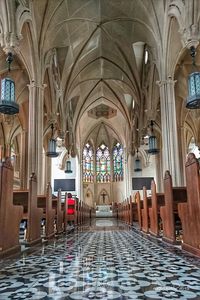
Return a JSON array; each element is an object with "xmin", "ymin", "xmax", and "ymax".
[{"xmin": 0, "ymin": 219, "xmax": 200, "ymax": 300}]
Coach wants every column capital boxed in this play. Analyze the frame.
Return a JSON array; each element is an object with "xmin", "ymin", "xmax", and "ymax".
[
  {"xmin": 2, "ymin": 33, "xmax": 21, "ymax": 54},
  {"xmin": 156, "ymin": 77, "xmax": 177, "ymax": 87},
  {"xmin": 27, "ymin": 81, "xmax": 47, "ymax": 90},
  {"xmin": 181, "ymin": 24, "xmax": 200, "ymax": 49}
]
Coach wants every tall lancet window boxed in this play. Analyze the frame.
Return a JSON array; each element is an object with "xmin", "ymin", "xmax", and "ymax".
[
  {"xmin": 113, "ymin": 142, "xmax": 123, "ymax": 181},
  {"xmin": 82, "ymin": 143, "xmax": 94, "ymax": 182},
  {"xmin": 96, "ymin": 143, "xmax": 110, "ymax": 182}
]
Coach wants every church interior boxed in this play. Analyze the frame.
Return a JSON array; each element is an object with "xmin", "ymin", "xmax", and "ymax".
[{"xmin": 0, "ymin": 0, "xmax": 200, "ymax": 299}]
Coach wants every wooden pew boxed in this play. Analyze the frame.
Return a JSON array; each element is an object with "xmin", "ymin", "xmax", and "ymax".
[
  {"xmin": 136, "ymin": 191, "xmax": 143, "ymax": 230},
  {"xmin": 52, "ymin": 189, "xmax": 64, "ymax": 234},
  {"xmin": 13, "ymin": 173, "xmax": 43, "ymax": 245},
  {"xmin": 129, "ymin": 195, "xmax": 138, "ymax": 225},
  {"xmin": 129, "ymin": 196, "xmax": 133, "ymax": 226},
  {"xmin": 141, "ymin": 187, "xmax": 151, "ymax": 233},
  {"xmin": 178, "ymin": 153, "xmax": 200, "ymax": 256},
  {"xmin": 126, "ymin": 199, "xmax": 130, "ymax": 224},
  {"xmin": 77, "ymin": 199, "xmax": 81, "ymax": 225},
  {"xmin": 148, "ymin": 180, "xmax": 165, "ymax": 237},
  {"xmin": 0, "ymin": 158, "xmax": 23, "ymax": 256},
  {"xmin": 37, "ymin": 183, "xmax": 55, "ymax": 239},
  {"xmin": 160, "ymin": 171, "xmax": 187, "ymax": 244},
  {"xmin": 62, "ymin": 192, "xmax": 68, "ymax": 232}
]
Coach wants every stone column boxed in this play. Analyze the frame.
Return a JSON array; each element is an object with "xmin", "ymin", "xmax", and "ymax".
[
  {"xmin": 157, "ymin": 78, "xmax": 182, "ymax": 186},
  {"xmin": 20, "ymin": 129, "xmax": 28, "ymax": 189},
  {"xmin": 37, "ymin": 84, "xmax": 46, "ymax": 194},
  {"xmin": 27, "ymin": 82, "xmax": 46, "ymax": 192}
]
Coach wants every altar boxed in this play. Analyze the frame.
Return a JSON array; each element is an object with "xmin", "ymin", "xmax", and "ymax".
[{"xmin": 96, "ymin": 205, "xmax": 113, "ymax": 217}]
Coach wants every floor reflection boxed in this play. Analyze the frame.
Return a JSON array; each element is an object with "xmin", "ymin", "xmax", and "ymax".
[
  {"xmin": 95, "ymin": 218, "xmax": 117, "ymax": 227},
  {"xmin": 0, "ymin": 219, "xmax": 200, "ymax": 299}
]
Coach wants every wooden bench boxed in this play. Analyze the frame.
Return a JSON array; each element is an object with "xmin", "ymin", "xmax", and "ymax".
[
  {"xmin": 62, "ymin": 192, "xmax": 68, "ymax": 232},
  {"xmin": 129, "ymin": 195, "xmax": 138, "ymax": 225},
  {"xmin": 160, "ymin": 171, "xmax": 187, "ymax": 244},
  {"xmin": 148, "ymin": 180, "xmax": 165, "ymax": 237},
  {"xmin": 76, "ymin": 199, "xmax": 80, "ymax": 225},
  {"xmin": 136, "ymin": 191, "xmax": 143, "ymax": 230},
  {"xmin": 52, "ymin": 189, "xmax": 64, "ymax": 234},
  {"xmin": 13, "ymin": 173, "xmax": 43, "ymax": 245},
  {"xmin": 178, "ymin": 153, "xmax": 200, "ymax": 256},
  {"xmin": 0, "ymin": 158, "xmax": 23, "ymax": 257},
  {"xmin": 37, "ymin": 183, "xmax": 56, "ymax": 239},
  {"xmin": 141, "ymin": 187, "xmax": 151, "ymax": 233}
]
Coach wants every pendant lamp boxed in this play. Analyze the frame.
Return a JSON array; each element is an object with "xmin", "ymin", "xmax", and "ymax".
[
  {"xmin": 134, "ymin": 149, "xmax": 142, "ymax": 172},
  {"xmin": 0, "ymin": 52, "xmax": 19, "ymax": 115},
  {"xmin": 186, "ymin": 46, "xmax": 200, "ymax": 109},
  {"xmin": 46, "ymin": 124, "xmax": 59, "ymax": 157},
  {"xmin": 148, "ymin": 120, "xmax": 159, "ymax": 154},
  {"xmin": 65, "ymin": 160, "xmax": 72, "ymax": 173}
]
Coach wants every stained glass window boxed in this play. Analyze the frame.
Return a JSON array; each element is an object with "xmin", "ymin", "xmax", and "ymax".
[
  {"xmin": 96, "ymin": 143, "xmax": 111, "ymax": 182},
  {"xmin": 113, "ymin": 142, "xmax": 123, "ymax": 181},
  {"xmin": 82, "ymin": 143, "xmax": 94, "ymax": 182}
]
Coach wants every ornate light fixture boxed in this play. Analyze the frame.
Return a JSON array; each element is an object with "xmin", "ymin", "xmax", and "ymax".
[
  {"xmin": 0, "ymin": 52, "xmax": 19, "ymax": 115},
  {"xmin": 148, "ymin": 120, "xmax": 159, "ymax": 154},
  {"xmin": 134, "ymin": 149, "xmax": 142, "ymax": 172},
  {"xmin": 186, "ymin": 46, "xmax": 200, "ymax": 109},
  {"xmin": 46, "ymin": 124, "xmax": 59, "ymax": 157},
  {"xmin": 65, "ymin": 159, "xmax": 72, "ymax": 173}
]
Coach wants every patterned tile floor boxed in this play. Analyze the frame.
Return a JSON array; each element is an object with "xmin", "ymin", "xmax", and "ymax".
[{"xmin": 0, "ymin": 219, "xmax": 200, "ymax": 299}]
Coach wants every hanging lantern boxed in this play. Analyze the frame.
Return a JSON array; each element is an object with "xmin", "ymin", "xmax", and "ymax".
[
  {"xmin": 134, "ymin": 149, "xmax": 142, "ymax": 172},
  {"xmin": 65, "ymin": 160, "xmax": 72, "ymax": 173},
  {"xmin": 148, "ymin": 120, "xmax": 159, "ymax": 154},
  {"xmin": 186, "ymin": 72, "xmax": 200, "ymax": 109},
  {"xmin": 0, "ymin": 53, "xmax": 19, "ymax": 115},
  {"xmin": 186, "ymin": 46, "xmax": 200, "ymax": 109},
  {"xmin": 46, "ymin": 124, "xmax": 59, "ymax": 158}
]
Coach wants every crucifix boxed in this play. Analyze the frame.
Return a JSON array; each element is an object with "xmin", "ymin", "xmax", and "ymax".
[{"xmin": 101, "ymin": 191, "xmax": 107, "ymax": 204}]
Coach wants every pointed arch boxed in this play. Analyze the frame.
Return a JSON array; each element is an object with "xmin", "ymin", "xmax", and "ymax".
[
  {"xmin": 113, "ymin": 142, "xmax": 123, "ymax": 181},
  {"xmin": 96, "ymin": 143, "xmax": 111, "ymax": 183},
  {"xmin": 82, "ymin": 142, "xmax": 94, "ymax": 182}
]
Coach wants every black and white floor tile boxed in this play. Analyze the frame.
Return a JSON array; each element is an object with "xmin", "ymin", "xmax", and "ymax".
[{"xmin": 0, "ymin": 219, "xmax": 200, "ymax": 299}]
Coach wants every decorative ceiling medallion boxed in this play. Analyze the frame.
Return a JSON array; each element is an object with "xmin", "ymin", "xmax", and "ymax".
[{"xmin": 88, "ymin": 104, "xmax": 117, "ymax": 119}]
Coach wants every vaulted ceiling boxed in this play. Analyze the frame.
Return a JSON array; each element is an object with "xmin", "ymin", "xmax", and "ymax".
[
  {"xmin": 0, "ymin": 0, "xmax": 172, "ymax": 155},
  {"xmin": 28, "ymin": 0, "xmax": 163, "ymax": 151}
]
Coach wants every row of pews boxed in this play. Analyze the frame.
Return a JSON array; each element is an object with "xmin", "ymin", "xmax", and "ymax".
[
  {"xmin": 118, "ymin": 153, "xmax": 200, "ymax": 257},
  {"xmin": 117, "ymin": 197, "xmax": 138, "ymax": 225},
  {"xmin": 0, "ymin": 158, "xmax": 93, "ymax": 257}
]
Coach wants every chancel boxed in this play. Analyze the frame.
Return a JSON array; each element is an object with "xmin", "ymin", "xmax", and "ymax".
[{"xmin": 0, "ymin": 1, "xmax": 200, "ymax": 299}]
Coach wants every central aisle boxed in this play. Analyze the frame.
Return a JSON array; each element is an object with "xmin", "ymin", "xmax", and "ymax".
[{"xmin": 0, "ymin": 219, "xmax": 200, "ymax": 299}]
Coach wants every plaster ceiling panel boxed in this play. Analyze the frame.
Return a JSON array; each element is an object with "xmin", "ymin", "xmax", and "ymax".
[
  {"xmin": 78, "ymin": 33, "xmax": 100, "ymax": 62},
  {"xmin": 97, "ymin": 59, "xmax": 135, "ymax": 89},
  {"xmin": 32, "ymin": 0, "xmax": 48, "ymax": 41},
  {"xmin": 99, "ymin": 34, "xmax": 137, "ymax": 82},
  {"xmin": 66, "ymin": 0, "xmax": 100, "ymax": 21},
  {"xmin": 77, "ymin": 47, "xmax": 101, "ymax": 72},
  {"xmin": 56, "ymin": 46, "xmax": 69, "ymax": 76},
  {"xmin": 102, "ymin": 20, "xmax": 135, "ymax": 45},
  {"xmin": 74, "ymin": 60, "xmax": 102, "ymax": 82},
  {"xmin": 67, "ymin": 24, "xmax": 97, "ymax": 60},
  {"xmin": 100, "ymin": 0, "xmax": 131, "ymax": 21},
  {"xmin": 167, "ymin": 17, "xmax": 183, "ymax": 75}
]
